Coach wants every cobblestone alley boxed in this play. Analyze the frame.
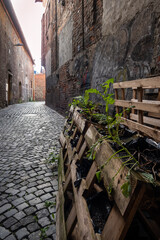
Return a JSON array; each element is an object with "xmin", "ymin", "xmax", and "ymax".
[{"xmin": 0, "ymin": 102, "xmax": 64, "ymax": 240}]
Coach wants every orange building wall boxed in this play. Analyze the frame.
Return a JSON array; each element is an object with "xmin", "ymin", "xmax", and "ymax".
[{"xmin": 33, "ymin": 74, "xmax": 46, "ymax": 101}]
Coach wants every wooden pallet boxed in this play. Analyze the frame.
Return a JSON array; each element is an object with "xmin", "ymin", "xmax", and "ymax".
[
  {"xmin": 113, "ymin": 76, "xmax": 160, "ymax": 142},
  {"xmin": 56, "ymin": 107, "xmax": 152, "ymax": 240}
]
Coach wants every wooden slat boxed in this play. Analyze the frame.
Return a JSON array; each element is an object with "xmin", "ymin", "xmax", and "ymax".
[
  {"xmin": 130, "ymin": 113, "xmax": 160, "ymax": 127},
  {"xmin": 132, "ymin": 89, "xmax": 136, "ymax": 114},
  {"xmin": 73, "ymin": 108, "xmax": 87, "ymax": 133},
  {"xmin": 63, "ymin": 173, "xmax": 71, "ymax": 193},
  {"xmin": 101, "ymin": 184, "xmax": 146, "ymax": 240},
  {"xmin": 86, "ymin": 161, "xmax": 97, "ymax": 189},
  {"xmin": 60, "ymin": 132, "xmax": 66, "ymax": 148},
  {"xmin": 66, "ymin": 203, "xmax": 77, "ymax": 237},
  {"xmin": 137, "ymin": 87, "xmax": 143, "ymax": 124},
  {"xmin": 56, "ymin": 150, "xmax": 67, "ymax": 240},
  {"xmin": 115, "ymin": 89, "xmax": 119, "ymax": 114},
  {"xmin": 115, "ymin": 100, "xmax": 160, "ymax": 113},
  {"xmin": 95, "ymin": 140, "xmax": 137, "ymax": 216},
  {"xmin": 78, "ymin": 141, "xmax": 87, "ymax": 161},
  {"xmin": 121, "ymin": 117, "xmax": 160, "ymax": 142},
  {"xmin": 113, "ymin": 77, "xmax": 160, "ymax": 89},
  {"xmin": 85, "ymin": 124, "xmax": 101, "ymax": 148},
  {"xmin": 148, "ymin": 112, "xmax": 160, "ymax": 118},
  {"xmin": 76, "ymin": 135, "xmax": 84, "ymax": 153},
  {"xmin": 121, "ymin": 88, "xmax": 127, "ymax": 118},
  {"xmin": 71, "ymin": 161, "xmax": 97, "ymax": 240}
]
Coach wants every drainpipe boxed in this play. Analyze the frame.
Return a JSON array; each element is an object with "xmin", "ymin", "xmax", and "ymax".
[
  {"xmin": 82, "ymin": 0, "xmax": 85, "ymax": 50},
  {"xmin": 55, "ymin": 0, "xmax": 58, "ymax": 70}
]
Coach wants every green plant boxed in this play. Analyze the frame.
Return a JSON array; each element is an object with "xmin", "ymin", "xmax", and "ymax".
[
  {"xmin": 40, "ymin": 227, "xmax": 49, "ymax": 240},
  {"xmin": 45, "ymin": 201, "xmax": 56, "ymax": 208},
  {"xmin": 47, "ymin": 151, "xmax": 59, "ymax": 164}
]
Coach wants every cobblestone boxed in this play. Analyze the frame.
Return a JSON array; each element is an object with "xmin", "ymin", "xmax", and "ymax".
[{"xmin": 0, "ymin": 102, "xmax": 64, "ymax": 239}]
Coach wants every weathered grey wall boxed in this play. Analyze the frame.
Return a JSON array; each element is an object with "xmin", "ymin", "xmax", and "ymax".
[{"xmin": 59, "ymin": 17, "xmax": 73, "ymax": 67}]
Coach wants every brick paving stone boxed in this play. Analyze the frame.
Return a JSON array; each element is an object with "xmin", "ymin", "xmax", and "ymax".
[
  {"xmin": 36, "ymin": 209, "xmax": 49, "ymax": 219},
  {"xmin": 14, "ymin": 211, "xmax": 26, "ymax": 220},
  {"xmin": 29, "ymin": 197, "xmax": 41, "ymax": 206},
  {"xmin": 26, "ymin": 187, "xmax": 37, "ymax": 194},
  {"xmin": 15, "ymin": 228, "xmax": 29, "ymax": 240},
  {"xmin": 5, "ymin": 234, "xmax": 17, "ymax": 240},
  {"xmin": 35, "ymin": 190, "xmax": 45, "ymax": 197},
  {"xmin": 0, "ymin": 204, "xmax": 12, "ymax": 214},
  {"xmin": 12, "ymin": 197, "xmax": 25, "ymax": 207},
  {"xmin": 17, "ymin": 202, "xmax": 29, "ymax": 211},
  {"xmin": 27, "ymin": 222, "xmax": 40, "ymax": 232},
  {"xmin": 46, "ymin": 225, "xmax": 56, "ymax": 236},
  {"xmin": 28, "ymin": 230, "xmax": 41, "ymax": 240},
  {"xmin": 0, "ymin": 226, "xmax": 11, "ymax": 239},
  {"xmin": 40, "ymin": 193, "xmax": 53, "ymax": 201},
  {"xmin": 24, "ymin": 193, "xmax": 35, "ymax": 201},
  {"xmin": 20, "ymin": 215, "xmax": 35, "ymax": 226},
  {"xmin": 44, "ymin": 187, "xmax": 53, "ymax": 193},
  {"xmin": 4, "ymin": 209, "xmax": 18, "ymax": 218},
  {"xmin": 0, "ymin": 102, "xmax": 64, "ymax": 238},
  {"xmin": 36, "ymin": 203, "xmax": 45, "ymax": 210},
  {"xmin": 3, "ymin": 217, "xmax": 17, "ymax": 228},
  {"xmin": 38, "ymin": 217, "xmax": 51, "ymax": 227},
  {"xmin": 24, "ymin": 206, "xmax": 36, "ymax": 215},
  {"xmin": 0, "ymin": 215, "xmax": 6, "ymax": 223}
]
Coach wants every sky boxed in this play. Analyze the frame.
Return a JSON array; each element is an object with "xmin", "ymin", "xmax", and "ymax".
[{"xmin": 11, "ymin": 0, "xmax": 45, "ymax": 72}]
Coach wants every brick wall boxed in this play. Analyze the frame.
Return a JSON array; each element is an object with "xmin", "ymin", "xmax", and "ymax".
[
  {"xmin": 42, "ymin": 0, "xmax": 160, "ymax": 115},
  {"xmin": 33, "ymin": 74, "xmax": 46, "ymax": 101}
]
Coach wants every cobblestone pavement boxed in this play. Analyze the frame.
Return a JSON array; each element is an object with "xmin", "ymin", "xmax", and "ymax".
[{"xmin": 0, "ymin": 102, "xmax": 64, "ymax": 240}]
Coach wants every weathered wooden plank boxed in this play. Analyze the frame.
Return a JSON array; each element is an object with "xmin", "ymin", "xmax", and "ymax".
[
  {"xmin": 95, "ymin": 140, "xmax": 137, "ymax": 216},
  {"xmin": 71, "ymin": 161, "xmax": 97, "ymax": 240},
  {"xmin": 76, "ymin": 135, "xmax": 84, "ymax": 153},
  {"xmin": 85, "ymin": 124, "xmax": 101, "ymax": 148},
  {"xmin": 137, "ymin": 87, "xmax": 143, "ymax": 124},
  {"xmin": 78, "ymin": 141, "xmax": 87, "ymax": 161},
  {"xmin": 101, "ymin": 184, "xmax": 146, "ymax": 240},
  {"xmin": 113, "ymin": 77, "xmax": 160, "ymax": 89},
  {"xmin": 86, "ymin": 161, "xmax": 97, "ymax": 189},
  {"xmin": 56, "ymin": 149, "xmax": 67, "ymax": 240},
  {"xmin": 121, "ymin": 117, "xmax": 160, "ymax": 142},
  {"xmin": 130, "ymin": 113, "xmax": 160, "ymax": 127},
  {"xmin": 66, "ymin": 203, "xmax": 77, "ymax": 237},
  {"xmin": 63, "ymin": 173, "xmax": 71, "ymax": 193},
  {"xmin": 73, "ymin": 108, "xmax": 87, "ymax": 133},
  {"xmin": 115, "ymin": 100, "xmax": 160, "ymax": 113},
  {"xmin": 59, "ymin": 132, "xmax": 66, "ymax": 148}
]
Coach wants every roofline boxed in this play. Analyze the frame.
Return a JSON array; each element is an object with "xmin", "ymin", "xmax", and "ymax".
[{"xmin": 0, "ymin": 0, "xmax": 34, "ymax": 64}]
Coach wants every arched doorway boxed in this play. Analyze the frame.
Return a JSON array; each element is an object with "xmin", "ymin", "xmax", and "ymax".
[{"xmin": 7, "ymin": 71, "xmax": 13, "ymax": 105}]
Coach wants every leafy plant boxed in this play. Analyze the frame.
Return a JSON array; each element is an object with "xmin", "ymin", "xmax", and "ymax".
[
  {"xmin": 47, "ymin": 151, "xmax": 59, "ymax": 164},
  {"xmin": 40, "ymin": 227, "xmax": 49, "ymax": 240},
  {"xmin": 45, "ymin": 201, "xmax": 56, "ymax": 208}
]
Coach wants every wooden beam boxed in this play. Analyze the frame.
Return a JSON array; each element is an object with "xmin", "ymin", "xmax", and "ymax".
[
  {"xmin": 66, "ymin": 203, "xmax": 77, "ymax": 237},
  {"xmin": 121, "ymin": 117, "xmax": 160, "ymax": 142},
  {"xmin": 115, "ymin": 100, "xmax": 160, "ymax": 113},
  {"xmin": 130, "ymin": 113, "xmax": 160, "ymax": 127},
  {"xmin": 113, "ymin": 77, "xmax": 160, "ymax": 89}
]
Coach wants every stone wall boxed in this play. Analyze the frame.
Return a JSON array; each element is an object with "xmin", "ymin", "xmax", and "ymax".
[
  {"xmin": 0, "ymin": 1, "xmax": 34, "ymax": 108},
  {"xmin": 42, "ymin": 0, "xmax": 160, "ymax": 115}
]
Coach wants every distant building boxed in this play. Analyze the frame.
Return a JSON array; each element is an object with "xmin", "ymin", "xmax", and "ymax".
[
  {"xmin": 0, "ymin": 0, "xmax": 34, "ymax": 108},
  {"xmin": 33, "ymin": 74, "xmax": 46, "ymax": 101}
]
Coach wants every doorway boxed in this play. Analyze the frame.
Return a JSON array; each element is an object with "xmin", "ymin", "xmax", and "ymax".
[{"xmin": 8, "ymin": 72, "xmax": 13, "ymax": 105}]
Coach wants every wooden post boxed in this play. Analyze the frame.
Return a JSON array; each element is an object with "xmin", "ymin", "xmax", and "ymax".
[{"xmin": 137, "ymin": 87, "xmax": 143, "ymax": 124}]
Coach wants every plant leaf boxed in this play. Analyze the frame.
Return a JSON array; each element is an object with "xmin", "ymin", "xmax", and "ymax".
[
  {"xmin": 96, "ymin": 171, "xmax": 101, "ymax": 183},
  {"xmin": 121, "ymin": 181, "xmax": 131, "ymax": 198}
]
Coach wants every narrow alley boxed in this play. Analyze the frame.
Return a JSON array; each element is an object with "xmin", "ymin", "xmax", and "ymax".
[{"xmin": 0, "ymin": 102, "xmax": 64, "ymax": 240}]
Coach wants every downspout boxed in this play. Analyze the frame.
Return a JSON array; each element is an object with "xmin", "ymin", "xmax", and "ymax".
[{"xmin": 55, "ymin": 0, "xmax": 58, "ymax": 70}]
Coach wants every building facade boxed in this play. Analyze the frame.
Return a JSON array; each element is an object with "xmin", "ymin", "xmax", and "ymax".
[
  {"xmin": 41, "ymin": 0, "xmax": 160, "ymax": 115},
  {"xmin": 0, "ymin": 0, "xmax": 34, "ymax": 108},
  {"xmin": 33, "ymin": 73, "xmax": 46, "ymax": 101}
]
